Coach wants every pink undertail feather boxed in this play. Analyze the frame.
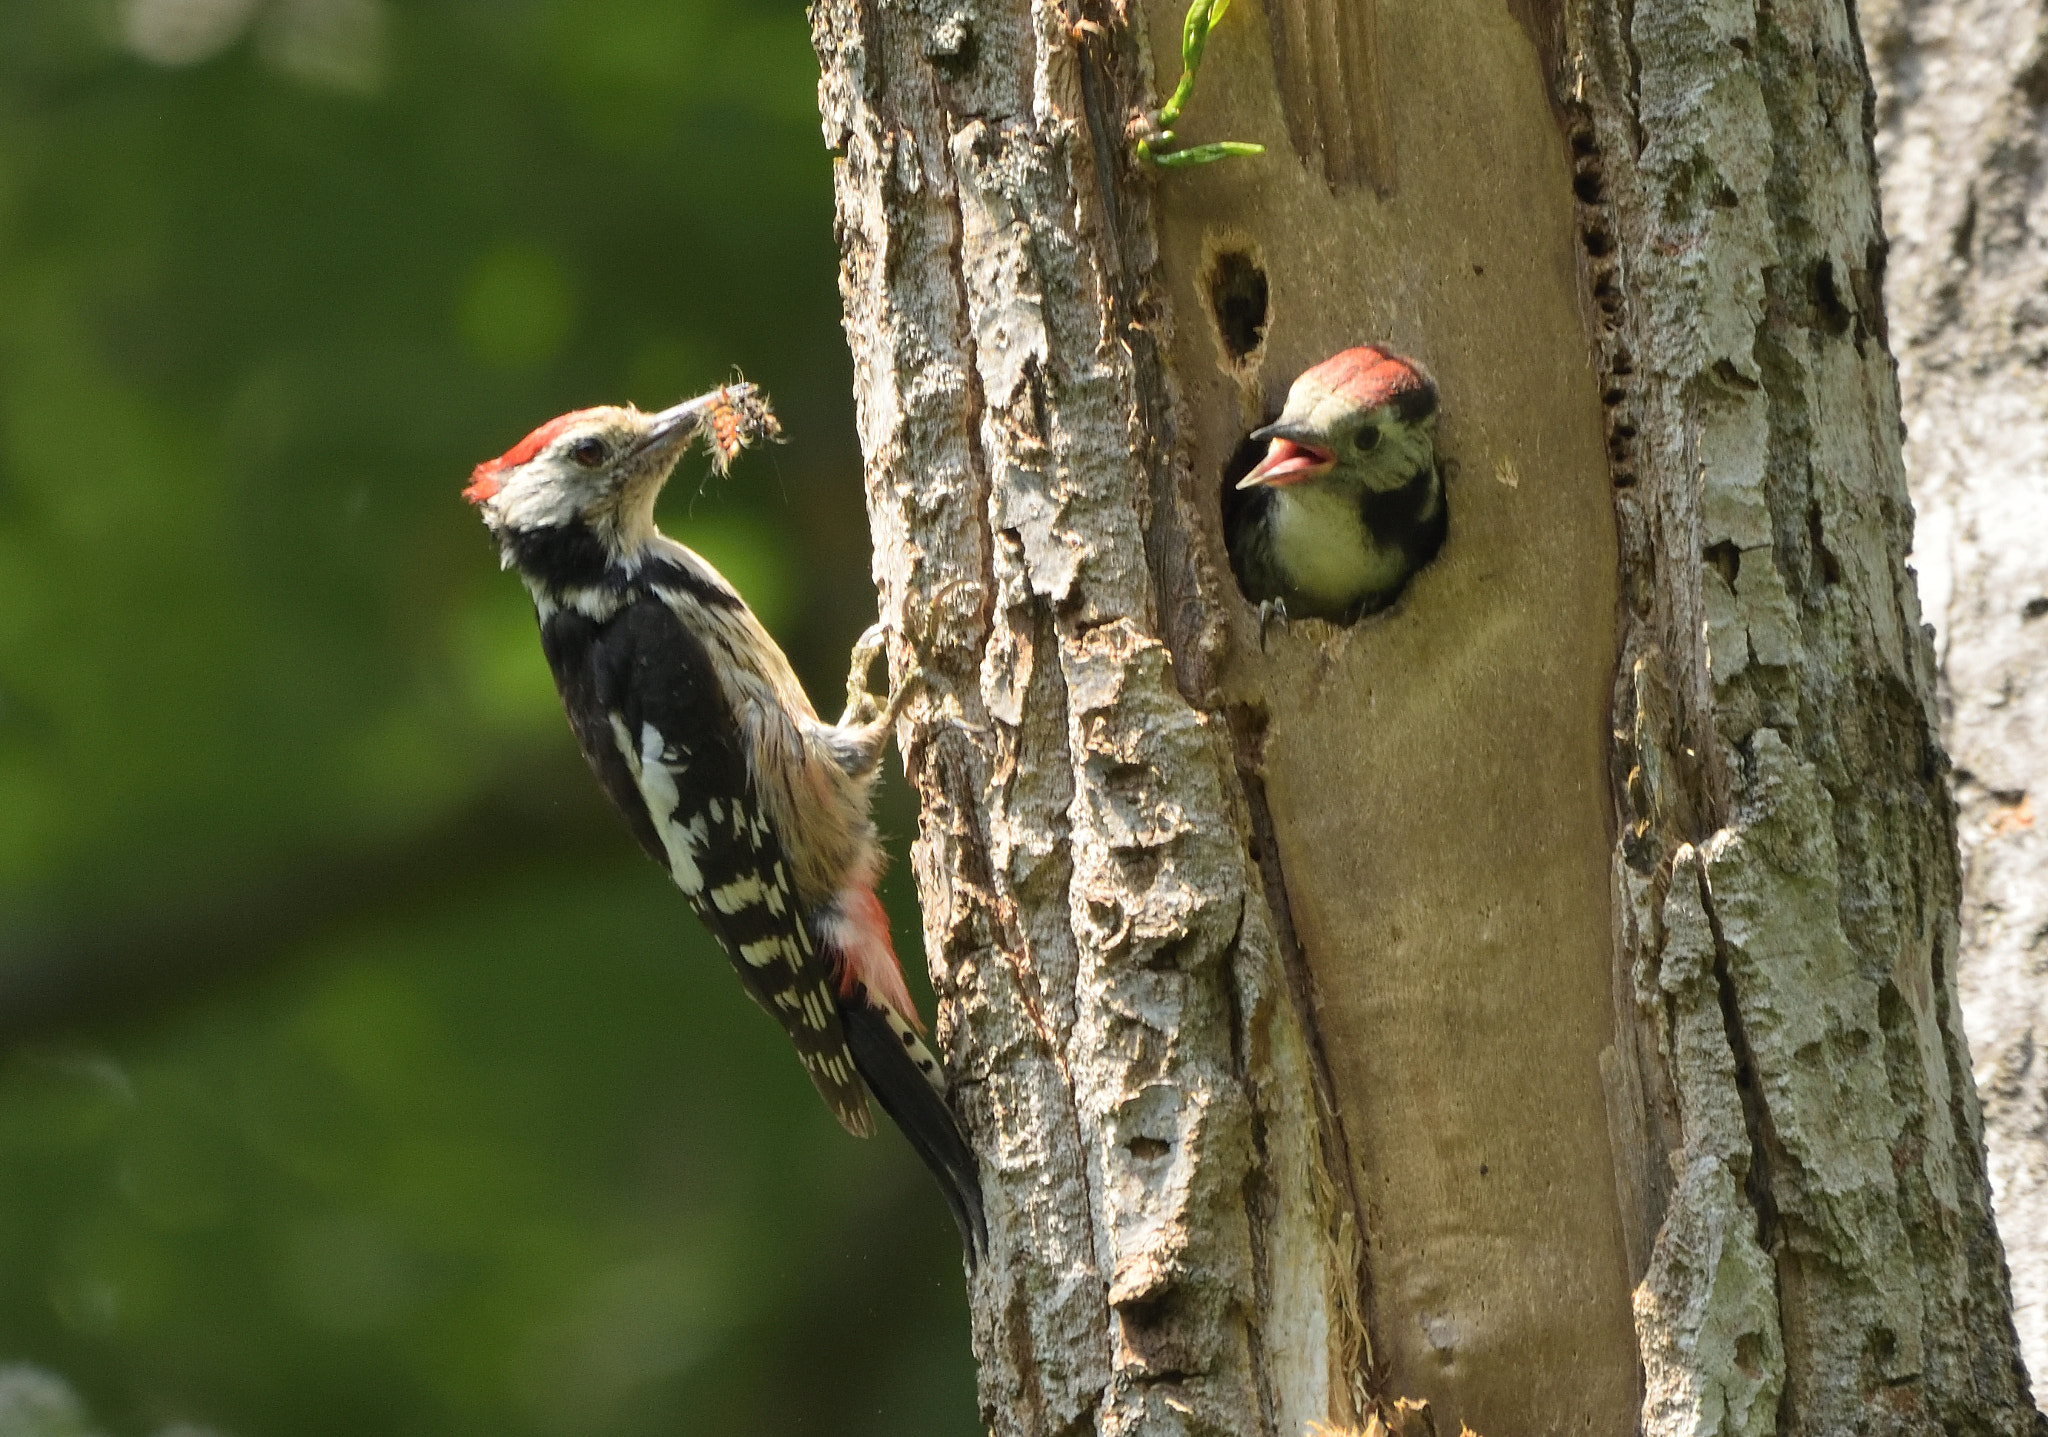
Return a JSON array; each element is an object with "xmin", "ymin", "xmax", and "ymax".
[{"xmin": 821, "ymin": 883, "xmax": 923, "ymax": 1032}]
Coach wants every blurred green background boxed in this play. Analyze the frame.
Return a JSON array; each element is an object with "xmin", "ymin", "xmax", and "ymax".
[{"xmin": 0, "ymin": 2, "xmax": 980, "ymax": 1434}]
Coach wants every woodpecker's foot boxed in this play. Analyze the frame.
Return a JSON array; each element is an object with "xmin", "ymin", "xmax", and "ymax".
[
  {"xmin": 841, "ymin": 622, "xmax": 925, "ymax": 733},
  {"xmin": 841, "ymin": 579, "xmax": 980, "ymax": 731},
  {"xmin": 1257, "ymin": 598, "xmax": 1291, "ymax": 652},
  {"xmin": 841, "ymin": 622, "xmax": 890, "ymax": 728}
]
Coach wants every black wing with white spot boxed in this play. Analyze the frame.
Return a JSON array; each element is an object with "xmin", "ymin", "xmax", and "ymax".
[{"xmin": 539, "ymin": 596, "xmax": 874, "ymax": 1137}]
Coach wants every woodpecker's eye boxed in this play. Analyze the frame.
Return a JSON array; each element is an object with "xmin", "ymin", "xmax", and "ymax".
[
  {"xmin": 569, "ymin": 437, "xmax": 608, "ymax": 468},
  {"xmin": 1355, "ymin": 425, "xmax": 1381, "ymax": 452}
]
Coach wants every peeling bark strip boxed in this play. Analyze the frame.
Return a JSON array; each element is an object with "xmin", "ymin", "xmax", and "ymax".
[
  {"xmin": 1574, "ymin": 0, "xmax": 2042, "ymax": 1429},
  {"xmin": 816, "ymin": 0, "xmax": 2043, "ymax": 1431},
  {"xmin": 811, "ymin": 3, "xmax": 1355, "ymax": 1433}
]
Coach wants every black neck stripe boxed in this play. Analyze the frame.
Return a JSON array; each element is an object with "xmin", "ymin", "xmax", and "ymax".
[
  {"xmin": 506, "ymin": 523, "xmax": 742, "ymax": 609},
  {"xmin": 506, "ymin": 523, "xmax": 611, "ymax": 589}
]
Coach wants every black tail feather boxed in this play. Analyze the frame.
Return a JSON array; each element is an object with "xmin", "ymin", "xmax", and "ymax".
[{"xmin": 842, "ymin": 999, "xmax": 987, "ymax": 1267}]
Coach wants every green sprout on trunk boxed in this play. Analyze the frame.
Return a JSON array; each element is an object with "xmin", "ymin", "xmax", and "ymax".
[{"xmin": 1135, "ymin": 0, "xmax": 1265, "ymax": 168}]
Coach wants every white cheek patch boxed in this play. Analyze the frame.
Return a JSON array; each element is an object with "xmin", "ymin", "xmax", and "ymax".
[
  {"xmin": 612, "ymin": 717, "xmax": 705, "ymax": 896},
  {"xmin": 496, "ymin": 472, "xmax": 585, "ymax": 532}
]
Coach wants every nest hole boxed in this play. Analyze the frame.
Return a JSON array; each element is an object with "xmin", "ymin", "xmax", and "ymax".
[{"xmin": 1206, "ymin": 250, "xmax": 1269, "ymax": 363}]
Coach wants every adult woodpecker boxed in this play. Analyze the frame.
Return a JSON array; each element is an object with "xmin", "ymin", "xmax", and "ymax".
[
  {"xmin": 464, "ymin": 386, "xmax": 986, "ymax": 1262},
  {"xmin": 1227, "ymin": 346, "xmax": 1446, "ymax": 625}
]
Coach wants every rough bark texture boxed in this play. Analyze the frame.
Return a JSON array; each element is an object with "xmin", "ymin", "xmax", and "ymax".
[
  {"xmin": 1863, "ymin": 0, "xmax": 2048, "ymax": 1392},
  {"xmin": 811, "ymin": 6, "xmax": 1353, "ymax": 1433},
  {"xmin": 1571, "ymin": 1, "xmax": 2037, "ymax": 1429},
  {"xmin": 810, "ymin": 0, "xmax": 2043, "ymax": 1432}
]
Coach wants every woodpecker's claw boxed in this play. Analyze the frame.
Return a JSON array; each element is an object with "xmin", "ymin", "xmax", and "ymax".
[
  {"xmin": 842, "ymin": 621, "xmax": 925, "ymax": 732},
  {"xmin": 1257, "ymin": 598, "xmax": 1291, "ymax": 652},
  {"xmin": 842, "ymin": 579, "xmax": 981, "ymax": 729},
  {"xmin": 842, "ymin": 622, "xmax": 890, "ymax": 727}
]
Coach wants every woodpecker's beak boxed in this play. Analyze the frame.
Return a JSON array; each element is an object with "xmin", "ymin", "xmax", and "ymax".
[
  {"xmin": 1239, "ymin": 421, "xmax": 1336, "ymax": 488},
  {"xmin": 631, "ymin": 386, "xmax": 752, "ymax": 462}
]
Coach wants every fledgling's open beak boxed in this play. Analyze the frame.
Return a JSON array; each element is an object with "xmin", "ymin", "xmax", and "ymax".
[
  {"xmin": 630, "ymin": 385, "xmax": 754, "ymax": 462},
  {"xmin": 1238, "ymin": 420, "xmax": 1336, "ymax": 488}
]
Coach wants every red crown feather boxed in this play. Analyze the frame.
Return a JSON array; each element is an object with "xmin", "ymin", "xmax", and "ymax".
[{"xmin": 463, "ymin": 408, "xmax": 606, "ymax": 504}]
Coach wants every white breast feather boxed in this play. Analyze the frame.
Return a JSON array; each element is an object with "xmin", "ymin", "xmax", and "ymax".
[{"xmin": 1269, "ymin": 484, "xmax": 1408, "ymax": 607}]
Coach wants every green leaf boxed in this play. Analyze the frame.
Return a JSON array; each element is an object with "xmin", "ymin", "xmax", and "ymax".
[
  {"xmin": 1148, "ymin": 141, "xmax": 1266, "ymax": 168},
  {"xmin": 1181, "ymin": 0, "xmax": 1217, "ymax": 74}
]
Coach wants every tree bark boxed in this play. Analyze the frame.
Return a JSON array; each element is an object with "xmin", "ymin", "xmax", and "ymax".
[
  {"xmin": 809, "ymin": 0, "xmax": 2042, "ymax": 1432},
  {"xmin": 1863, "ymin": 0, "xmax": 2048, "ymax": 1395}
]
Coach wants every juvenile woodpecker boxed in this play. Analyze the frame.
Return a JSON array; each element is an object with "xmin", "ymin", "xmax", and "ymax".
[
  {"xmin": 1227, "ymin": 346, "xmax": 1446, "ymax": 624},
  {"xmin": 464, "ymin": 386, "xmax": 985, "ymax": 1262}
]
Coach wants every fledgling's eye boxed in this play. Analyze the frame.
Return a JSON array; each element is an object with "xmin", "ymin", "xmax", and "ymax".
[
  {"xmin": 1355, "ymin": 425, "xmax": 1381, "ymax": 452},
  {"xmin": 569, "ymin": 437, "xmax": 608, "ymax": 467}
]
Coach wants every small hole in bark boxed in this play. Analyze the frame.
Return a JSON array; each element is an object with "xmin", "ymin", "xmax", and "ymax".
[
  {"xmin": 1206, "ymin": 250, "xmax": 1269, "ymax": 362},
  {"xmin": 1573, "ymin": 170, "xmax": 1604, "ymax": 205},
  {"xmin": 1813, "ymin": 259, "xmax": 1854, "ymax": 337},
  {"xmin": 924, "ymin": 11, "xmax": 976, "ymax": 70},
  {"xmin": 2023, "ymin": 597, "xmax": 2048, "ymax": 620},
  {"xmin": 1114, "ymin": 1293, "xmax": 1165, "ymax": 1323},
  {"xmin": 1103, "ymin": 760, "xmax": 1149, "ymax": 797},
  {"xmin": 1807, "ymin": 501, "xmax": 1842, "ymax": 586},
  {"xmin": 1952, "ymin": 195, "xmax": 1978, "ymax": 262},
  {"xmin": 1712, "ymin": 358, "xmax": 1760, "ymax": 391},
  {"xmin": 1133, "ymin": 1368, "xmax": 1193, "ymax": 1388},
  {"xmin": 1127, "ymin": 1136, "xmax": 1170, "ymax": 1160},
  {"xmin": 1479, "ymin": 1163, "xmax": 1489, "ymax": 1176},
  {"xmin": 1140, "ymin": 935, "xmax": 1195, "ymax": 971},
  {"xmin": 1583, "ymin": 227, "xmax": 1613, "ymax": 257},
  {"xmin": 1706, "ymin": 540, "xmax": 1742, "ymax": 589}
]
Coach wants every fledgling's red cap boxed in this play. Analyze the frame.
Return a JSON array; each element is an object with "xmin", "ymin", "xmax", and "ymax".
[{"xmin": 1240, "ymin": 346, "xmax": 1435, "ymax": 488}]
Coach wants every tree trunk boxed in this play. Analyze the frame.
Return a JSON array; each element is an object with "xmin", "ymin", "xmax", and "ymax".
[
  {"xmin": 1864, "ymin": 0, "xmax": 2048, "ymax": 1395},
  {"xmin": 809, "ymin": 0, "xmax": 2041, "ymax": 1432}
]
